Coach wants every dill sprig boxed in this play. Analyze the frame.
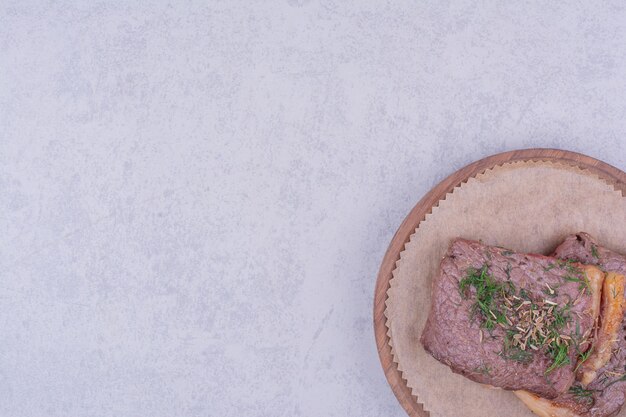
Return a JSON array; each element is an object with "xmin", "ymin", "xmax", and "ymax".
[
  {"xmin": 565, "ymin": 260, "xmax": 581, "ymax": 272},
  {"xmin": 459, "ymin": 265, "xmax": 512, "ymax": 331},
  {"xmin": 591, "ymin": 245, "xmax": 599, "ymax": 259},
  {"xmin": 544, "ymin": 262, "xmax": 556, "ymax": 271},
  {"xmin": 575, "ymin": 347, "xmax": 593, "ymax": 372},
  {"xmin": 499, "ymin": 331, "xmax": 533, "ymax": 363},
  {"xmin": 473, "ymin": 364, "xmax": 491, "ymax": 375},
  {"xmin": 569, "ymin": 384, "xmax": 595, "ymax": 405},
  {"xmin": 499, "ymin": 347, "xmax": 533, "ymax": 363},
  {"xmin": 542, "ymin": 303, "xmax": 572, "ymax": 374},
  {"xmin": 563, "ymin": 273, "xmax": 590, "ymax": 291},
  {"xmin": 545, "ymin": 343, "xmax": 570, "ymax": 374},
  {"xmin": 552, "ymin": 303, "xmax": 571, "ymax": 328}
]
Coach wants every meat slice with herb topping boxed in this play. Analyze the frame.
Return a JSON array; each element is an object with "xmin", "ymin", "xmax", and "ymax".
[
  {"xmin": 421, "ymin": 238, "xmax": 604, "ymax": 399},
  {"xmin": 516, "ymin": 233, "xmax": 626, "ymax": 417}
]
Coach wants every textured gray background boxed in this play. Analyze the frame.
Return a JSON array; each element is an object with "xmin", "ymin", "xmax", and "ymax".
[{"xmin": 2, "ymin": 1, "xmax": 626, "ymax": 416}]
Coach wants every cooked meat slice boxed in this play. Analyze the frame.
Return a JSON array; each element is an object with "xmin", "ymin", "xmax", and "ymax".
[
  {"xmin": 583, "ymin": 265, "xmax": 608, "ymax": 353},
  {"xmin": 515, "ymin": 389, "xmax": 586, "ymax": 417},
  {"xmin": 421, "ymin": 238, "xmax": 603, "ymax": 399},
  {"xmin": 516, "ymin": 233, "xmax": 626, "ymax": 417},
  {"xmin": 580, "ymin": 272, "xmax": 626, "ymax": 386},
  {"xmin": 554, "ymin": 233, "xmax": 626, "ymax": 276},
  {"xmin": 516, "ymin": 272, "xmax": 626, "ymax": 417}
]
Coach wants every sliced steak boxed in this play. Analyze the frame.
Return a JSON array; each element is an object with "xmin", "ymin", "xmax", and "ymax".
[
  {"xmin": 516, "ymin": 272, "xmax": 626, "ymax": 417},
  {"xmin": 554, "ymin": 233, "xmax": 626, "ymax": 277},
  {"xmin": 421, "ymin": 238, "xmax": 602, "ymax": 399},
  {"xmin": 543, "ymin": 233, "xmax": 626, "ymax": 417}
]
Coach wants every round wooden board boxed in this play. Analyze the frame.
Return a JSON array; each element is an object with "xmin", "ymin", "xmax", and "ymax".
[{"xmin": 373, "ymin": 148, "xmax": 626, "ymax": 417}]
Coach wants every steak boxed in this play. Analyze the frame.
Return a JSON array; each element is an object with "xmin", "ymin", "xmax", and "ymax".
[
  {"xmin": 545, "ymin": 233, "xmax": 626, "ymax": 417},
  {"xmin": 421, "ymin": 238, "xmax": 602, "ymax": 399},
  {"xmin": 554, "ymin": 233, "xmax": 626, "ymax": 277}
]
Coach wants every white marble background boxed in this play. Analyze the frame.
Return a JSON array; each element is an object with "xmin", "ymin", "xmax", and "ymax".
[{"xmin": 2, "ymin": 1, "xmax": 626, "ymax": 416}]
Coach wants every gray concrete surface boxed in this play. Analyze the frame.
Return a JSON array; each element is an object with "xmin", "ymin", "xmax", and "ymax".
[{"xmin": 2, "ymin": 1, "xmax": 626, "ymax": 416}]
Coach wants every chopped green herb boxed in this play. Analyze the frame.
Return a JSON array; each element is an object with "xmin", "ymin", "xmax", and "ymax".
[
  {"xmin": 519, "ymin": 288, "xmax": 530, "ymax": 300},
  {"xmin": 557, "ymin": 258, "xmax": 583, "ymax": 274},
  {"xmin": 575, "ymin": 347, "xmax": 593, "ymax": 372},
  {"xmin": 500, "ymin": 332, "xmax": 533, "ymax": 363},
  {"xmin": 544, "ymin": 263, "xmax": 556, "ymax": 271},
  {"xmin": 591, "ymin": 245, "xmax": 599, "ymax": 259},
  {"xmin": 552, "ymin": 306, "xmax": 569, "ymax": 329},
  {"xmin": 563, "ymin": 274, "xmax": 590, "ymax": 291},
  {"xmin": 563, "ymin": 275, "xmax": 582, "ymax": 283},
  {"xmin": 566, "ymin": 262, "xmax": 582, "ymax": 275},
  {"xmin": 459, "ymin": 265, "xmax": 513, "ymax": 331},
  {"xmin": 500, "ymin": 347, "xmax": 533, "ymax": 363},
  {"xmin": 473, "ymin": 364, "xmax": 491, "ymax": 375},
  {"xmin": 540, "ymin": 301, "xmax": 573, "ymax": 375},
  {"xmin": 501, "ymin": 250, "xmax": 514, "ymax": 256},
  {"xmin": 545, "ymin": 343, "xmax": 570, "ymax": 374},
  {"xmin": 569, "ymin": 384, "xmax": 595, "ymax": 405}
]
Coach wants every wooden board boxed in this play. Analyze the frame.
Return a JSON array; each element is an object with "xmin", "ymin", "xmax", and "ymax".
[{"xmin": 373, "ymin": 148, "xmax": 626, "ymax": 417}]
